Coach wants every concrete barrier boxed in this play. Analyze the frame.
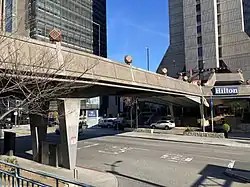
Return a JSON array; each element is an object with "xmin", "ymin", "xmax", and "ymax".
[{"xmin": 184, "ymin": 131, "xmax": 225, "ymax": 138}]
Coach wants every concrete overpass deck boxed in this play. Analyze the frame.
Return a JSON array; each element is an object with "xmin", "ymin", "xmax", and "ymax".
[
  {"xmin": 1, "ymin": 35, "xmax": 250, "ymax": 106},
  {"xmin": 0, "ymin": 35, "xmax": 201, "ymax": 98}
]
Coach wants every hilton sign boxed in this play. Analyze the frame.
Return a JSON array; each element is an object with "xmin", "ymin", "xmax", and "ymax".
[{"xmin": 214, "ymin": 87, "xmax": 239, "ymax": 95}]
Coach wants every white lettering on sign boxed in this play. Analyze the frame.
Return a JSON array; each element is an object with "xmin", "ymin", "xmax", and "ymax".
[{"xmin": 214, "ymin": 87, "xmax": 238, "ymax": 95}]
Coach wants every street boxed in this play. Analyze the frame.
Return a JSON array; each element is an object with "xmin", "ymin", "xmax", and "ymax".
[
  {"xmin": 76, "ymin": 129, "xmax": 250, "ymax": 187},
  {"xmin": 9, "ymin": 127, "xmax": 250, "ymax": 187}
]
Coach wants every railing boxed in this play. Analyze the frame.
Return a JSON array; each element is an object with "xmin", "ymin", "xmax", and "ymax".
[{"xmin": 0, "ymin": 160, "xmax": 92, "ymax": 187}]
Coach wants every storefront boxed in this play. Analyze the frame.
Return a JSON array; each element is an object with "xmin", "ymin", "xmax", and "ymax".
[{"xmin": 208, "ymin": 86, "xmax": 250, "ymax": 132}]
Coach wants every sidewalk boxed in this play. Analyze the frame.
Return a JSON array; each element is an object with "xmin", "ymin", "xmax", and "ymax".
[
  {"xmin": 117, "ymin": 131, "xmax": 250, "ymax": 148},
  {"xmin": 13, "ymin": 157, "xmax": 118, "ymax": 187}
]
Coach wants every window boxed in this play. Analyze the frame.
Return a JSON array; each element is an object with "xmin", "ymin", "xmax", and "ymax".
[
  {"xmin": 5, "ymin": 0, "xmax": 13, "ymax": 32},
  {"xmin": 218, "ymin": 25, "xmax": 221, "ymax": 34},
  {"xmin": 196, "ymin": 15, "xmax": 201, "ymax": 23},
  {"xmin": 219, "ymin": 47, "xmax": 222, "ymax": 57},
  {"xmin": 218, "ymin": 36, "xmax": 222, "ymax": 45},
  {"xmin": 115, "ymin": 96, "xmax": 118, "ymax": 105},
  {"xmin": 217, "ymin": 4, "xmax": 220, "ymax": 13},
  {"xmin": 197, "ymin": 36, "xmax": 202, "ymax": 45},
  {"xmin": 198, "ymin": 47, "xmax": 203, "ymax": 57},
  {"xmin": 198, "ymin": 60, "xmax": 204, "ymax": 70},
  {"xmin": 217, "ymin": 15, "xmax": 221, "ymax": 24},
  {"xmin": 197, "ymin": 25, "xmax": 201, "ymax": 33},
  {"xmin": 196, "ymin": 4, "xmax": 201, "ymax": 12}
]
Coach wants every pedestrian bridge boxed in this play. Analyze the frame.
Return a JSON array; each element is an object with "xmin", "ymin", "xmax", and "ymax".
[{"xmin": 0, "ymin": 35, "xmax": 201, "ymax": 99}]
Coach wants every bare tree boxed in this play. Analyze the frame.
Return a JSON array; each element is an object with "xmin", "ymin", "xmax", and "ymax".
[{"xmin": 0, "ymin": 33, "xmax": 99, "ymax": 118}]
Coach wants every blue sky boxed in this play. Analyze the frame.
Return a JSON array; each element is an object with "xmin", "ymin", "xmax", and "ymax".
[{"xmin": 107, "ymin": 0, "xmax": 169, "ymax": 72}]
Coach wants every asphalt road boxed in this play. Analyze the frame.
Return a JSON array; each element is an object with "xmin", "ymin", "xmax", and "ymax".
[
  {"xmin": 76, "ymin": 129, "xmax": 250, "ymax": 187},
  {"xmin": 8, "ymin": 127, "xmax": 250, "ymax": 187}
]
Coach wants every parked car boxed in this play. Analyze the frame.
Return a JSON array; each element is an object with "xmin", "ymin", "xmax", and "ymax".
[
  {"xmin": 98, "ymin": 118, "xmax": 115, "ymax": 128},
  {"xmin": 150, "ymin": 120, "xmax": 175, "ymax": 130}
]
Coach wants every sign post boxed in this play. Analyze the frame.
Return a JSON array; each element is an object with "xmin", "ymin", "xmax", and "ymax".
[{"xmin": 210, "ymin": 96, "xmax": 214, "ymax": 132}]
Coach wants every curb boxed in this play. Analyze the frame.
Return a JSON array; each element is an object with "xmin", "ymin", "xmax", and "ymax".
[{"xmin": 118, "ymin": 135, "xmax": 228, "ymax": 147}]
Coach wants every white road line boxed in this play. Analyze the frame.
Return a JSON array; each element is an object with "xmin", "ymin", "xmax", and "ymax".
[
  {"xmin": 184, "ymin": 158, "xmax": 193, "ymax": 162},
  {"xmin": 227, "ymin": 160, "xmax": 235, "ymax": 169},
  {"xmin": 78, "ymin": 143, "xmax": 99, "ymax": 150},
  {"xmin": 98, "ymin": 150, "xmax": 119, "ymax": 155},
  {"xmin": 131, "ymin": 148, "xmax": 150, "ymax": 151}
]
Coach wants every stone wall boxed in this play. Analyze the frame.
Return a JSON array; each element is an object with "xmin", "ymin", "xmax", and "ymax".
[{"xmin": 184, "ymin": 131, "xmax": 225, "ymax": 138}]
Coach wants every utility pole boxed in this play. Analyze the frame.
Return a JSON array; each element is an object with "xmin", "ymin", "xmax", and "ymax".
[
  {"xmin": 135, "ymin": 98, "xmax": 139, "ymax": 129},
  {"xmin": 146, "ymin": 47, "xmax": 150, "ymax": 71},
  {"xmin": 210, "ymin": 96, "xmax": 214, "ymax": 132}
]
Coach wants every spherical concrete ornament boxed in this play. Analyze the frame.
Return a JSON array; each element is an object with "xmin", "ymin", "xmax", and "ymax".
[
  {"xmin": 183, "ymin": 76, "xmax": 188, "ymax": 81},
  {"xmin": 124, "ymin": 55, "xmax": 133, "ymax": 65},
  {"xmin": 161, "ymin": 68, "xmax": 168, "ymax": 75}
]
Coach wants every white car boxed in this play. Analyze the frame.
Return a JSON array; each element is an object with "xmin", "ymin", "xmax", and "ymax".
[{"xmin": 150, "ymin": 120, "xmax": 175, "ymax": 130}]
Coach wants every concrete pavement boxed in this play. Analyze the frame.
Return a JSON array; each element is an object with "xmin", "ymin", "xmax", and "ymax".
[
  {"xmin": 76, "ymin": 133, "xmax": 250, "ymax": 186},
  {"xmin": 117, "ymin": 131, "xmax": 250, "ymax": 148},
  {"xmin": 6, "ymin": 127, "xmax": 250, "ymax": 186},
  {"xmin": 2, "ymin": 156, "xmax": 118, "ymax": 187}
]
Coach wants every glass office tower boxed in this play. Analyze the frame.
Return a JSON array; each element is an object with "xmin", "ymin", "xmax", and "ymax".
[{"xmin": 1, "ymin": 0, "xmax": 107, "ymax": 58}]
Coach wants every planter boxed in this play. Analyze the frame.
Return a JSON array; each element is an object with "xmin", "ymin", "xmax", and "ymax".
[{"xmin": 184, "ymin": 131, "xmax": 225, "ymax": 138}]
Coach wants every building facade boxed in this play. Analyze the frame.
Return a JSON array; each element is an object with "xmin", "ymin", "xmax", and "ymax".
[
  {"xmin": 158, "ymin": 0, "xmax": 250, "ymax": 80},
  {"xmin": 1, "ymin": 0, "xmax": 107, "ymax": 57}
]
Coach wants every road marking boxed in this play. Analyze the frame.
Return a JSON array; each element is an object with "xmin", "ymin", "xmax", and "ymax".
[
  {"xmin": 184, "ymin": 158, "xmax": 193, "ymax": 162},
  {"xmin": 98, "ymin": 150, "xmax": 119, "ymax": 155},
  {"xmin": 78, "ymin": 143, "xmax": 99, "ymax": 150},
  {"xmin": 131, "ymin": 148, "xmax": 150, "ymax": 151},
  {"xmin": 227, "ymin": 160, "xmax": 235, "ymax": 169},
  {"xmin": 160, "ymin": 153, "xmax": 193, "ymax": 163}
]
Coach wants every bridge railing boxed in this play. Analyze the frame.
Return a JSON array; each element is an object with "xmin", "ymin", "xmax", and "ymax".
[{"xmin": 0, "ymin": 160, "xmax": 92, "ymax": 187}]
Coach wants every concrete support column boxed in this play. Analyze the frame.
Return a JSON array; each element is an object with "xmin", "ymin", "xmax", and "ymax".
[
  {"xmin": 29, "ymin": 115, "xmax": 47, "ymax": 162},
  {"xmin": 169, "ymin": 104, "xmax": 175, "ymax": 120},
  {"xmin": 200, "ymin": 97, "xmax": 205, "ymax": 132},
  {"xmin": 58, "ymin": 98, "xmax": 80, "ymax": 170}
]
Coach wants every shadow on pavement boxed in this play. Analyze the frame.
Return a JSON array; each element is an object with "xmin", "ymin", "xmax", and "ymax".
[
  {"xmin": 105, "ymin": 160, "xmax": 165, "ymax": 187},
  {"xmin": 191, "ymin": 164, "xmax": 246, "ymax": 187},
  {"xmin": 0, "ymin": 134, "xmax": 33, "ymax": 160},
  {"xmin": 229, "ymin": 133, "xmax": 250, "ymax": 141},
  {"xmin": 1, "ymin": 126, "xmax": 127, "ymax": 161},
  {"xmin": 78, "ymin": 127, "xmax": 126, "ymax": 142}
]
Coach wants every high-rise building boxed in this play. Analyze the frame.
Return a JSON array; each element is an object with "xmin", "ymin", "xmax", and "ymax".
[
  {"xmin": 1, "ymin": 0, "xmax": 107, "ymax": 57},
  {"xmin": 158, "ymin": 0, "xmax": 250, "ymax": 79}
]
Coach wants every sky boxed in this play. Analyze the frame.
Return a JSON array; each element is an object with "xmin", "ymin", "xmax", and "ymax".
[{"xmin": 106, "ymin": 0, "xmax": 170, "ymax": 72}]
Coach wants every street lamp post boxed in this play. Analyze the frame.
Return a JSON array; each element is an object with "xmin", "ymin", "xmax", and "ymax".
[{"xmin": 146, "ymin": 47, "xmax": 150, "ymax": 71}]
